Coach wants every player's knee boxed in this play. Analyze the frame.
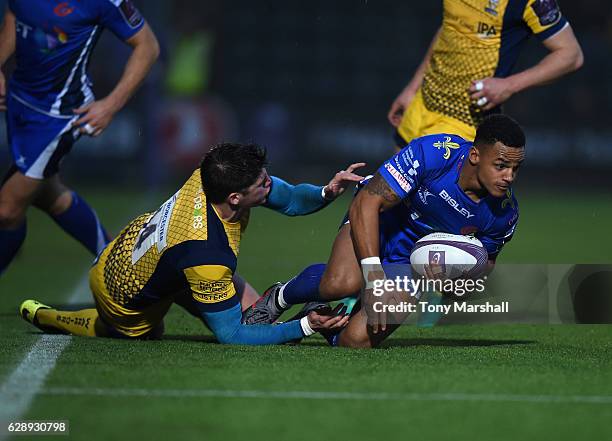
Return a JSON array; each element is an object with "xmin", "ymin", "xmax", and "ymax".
[
  {"xmin": 38, "ymin": 190, "xmax": 73, "ymax": 216},
  {"xmin": 319, "ymin": 273, "xmax": 361, "ymax": 300},
  {"xmin": 0, "ymin": 203, "xmax": 26, "ymax": 229}
]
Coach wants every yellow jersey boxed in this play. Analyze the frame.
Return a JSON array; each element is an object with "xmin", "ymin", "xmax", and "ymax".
[
  {"xmin": 90, "ymin": 169, "xmax": 248, "ymax": 336},
  {"xmin": 422, "ymin": 0, "xmax": 568, "ymax": 128}
]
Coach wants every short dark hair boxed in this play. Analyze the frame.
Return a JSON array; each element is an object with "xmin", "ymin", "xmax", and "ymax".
[
  {"xmin": 200, "ymin": 143, "xmax": 267, "ymax": 203},
  {"xmin": 474, "ymin": 114, "xmax": 525, "ymax": 149}
]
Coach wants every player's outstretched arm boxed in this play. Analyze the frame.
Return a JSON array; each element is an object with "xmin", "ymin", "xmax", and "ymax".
[
  {"xmin": 387, "ymin": 26, "xmax": 441, "ymax": 127},
  {"xmin": 349, "ymin": 172, "xmax": 401, "ymax": 261},
  {"xmin": 0, "ymin": 7, "xmax": 16, "ymax": 112},
  {"xmin": 469, "ymin": 25, "xmax": 583, "ymax": 111},
  {"xmin": 73, "ymin": 23, "xmax": 160, "ymax": 136},
  {"xmin": 200, "ymin": 302, "xmax": 348, "ymax": 345},
  {"xmin": 265, "ymin": 163, "xmax": 365, "ymax": 216},
  {"xmin": 349, "ymin": 173, "xmax": 403, "ymax": 333}
]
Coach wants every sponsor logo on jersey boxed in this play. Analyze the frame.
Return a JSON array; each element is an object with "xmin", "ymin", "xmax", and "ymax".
[
  {"xmin": 531, "ymin": 0, "xmax": 561, "ymax": 26},
  {"xmin": 477, "ymin": 22, "xmax": 497, "ymax": 37},
  {"xmin": 194, "ymin": 281, "xmax": 234, "ymax": 303},
  {"xmin": 484, "ymin": 0, "xmax": 500, "ymax": 16},
  {"xmin": 118, "ymin": 0, "xmax": 144, "ymax": 29},
  {"xmin": 433, "ymin": 136, "xmax": 461, "ymax": 160},
  {"xmin": 54, "ymin": 2, "xmax": 75, "ymax": 17},
  {"xmin": 439, "ymin": 189, "xmax": 475, "ymax": 218},
  {"xmin": 193, "ymin": 189, "xmax": 204, "ymax": 229},
  {"xmin": 418, "ymin": 187, "xmax": 435, "ymax": 205},
  {"xmin": 384, "ymin": 163, "xmax": 412, "ymax": 194}
]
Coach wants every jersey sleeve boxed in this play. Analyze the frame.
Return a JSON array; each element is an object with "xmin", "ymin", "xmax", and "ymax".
[
  {"xmin": 263, "ymin": 176, "xmax": 328, "ymax": 216},
  {"xmin": 479, "ymin": 201, "xmax": 519, "ymax": 259},
  {"xmin": 183, "ymin": 264, "xmax": 239, "ymax": 312},
  {"xmin": 97, "ymin": 0, "xmax": 145, "ymax": 41},
  {"xmin": 182, "ymin": 265, "xmax": 307, "ymax": 345},
  {"xmin": 523, "ymin": 0, "xmax": 568, "ymax": 41},
  {"xmin": 377, "ymin": 138, "xmax": 427, "ymax": 199}
]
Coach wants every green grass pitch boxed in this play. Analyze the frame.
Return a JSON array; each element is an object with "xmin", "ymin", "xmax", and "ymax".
[{"xmin": 0, "ymin": 188, "xmax": 611, "ymax": 441}]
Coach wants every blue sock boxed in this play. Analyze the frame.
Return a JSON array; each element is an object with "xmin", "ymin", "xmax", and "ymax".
[
  {"xmin": 51, "ymin": 192, "xmax": 110, "ymax": 256},
  {"xmin": 278, "ymin": 263, "xmax": 326, "ymax": 306},
  {"xmin": 0, "ymin": 222, "xmax": 27, "ymax": 275}
]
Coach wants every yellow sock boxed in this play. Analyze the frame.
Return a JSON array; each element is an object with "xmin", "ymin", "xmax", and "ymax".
[{"xmin": 36, "ymin": 308, "xmax": 109, "ymax": 337}]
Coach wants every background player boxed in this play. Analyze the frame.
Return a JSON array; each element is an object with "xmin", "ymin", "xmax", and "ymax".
[
  {"xmin": 20, "ymin": 143, "xmax": 364, "ymax": 344},
  {"xmin": 244, "ymin": 115, "xmax": 524, "ymax": 348},
  {"xmin": 0, "ymin": 0, "xmax": 159, "ymax": 275},
  {"xmin": 387, "ymin": 0, "xmax": 583, "ymax": 146}
]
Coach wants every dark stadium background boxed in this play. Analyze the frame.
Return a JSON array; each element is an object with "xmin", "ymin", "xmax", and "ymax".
[
  {"xmin": 1, "ymin": 1, "xmax": 610, "ymax": 187},
  {"xmin": 0, "ymin": 3, "xmax": 611, "ymax": 441}
]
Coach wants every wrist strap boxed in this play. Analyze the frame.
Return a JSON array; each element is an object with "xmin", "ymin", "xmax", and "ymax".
[
  {"xmin": 300, "ymin": 316, "xmax": 316, "ymax": 336},
  {"xmin": 360, "ymin": 256, "xmax": 382, "ymax": 265}
]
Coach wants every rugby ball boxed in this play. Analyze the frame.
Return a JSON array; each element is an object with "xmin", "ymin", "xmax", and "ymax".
[{"xmin": 410, "ymin": 233, "xmax": 488, "ymax": 279}]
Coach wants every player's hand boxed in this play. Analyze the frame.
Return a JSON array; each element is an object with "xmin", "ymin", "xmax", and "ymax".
[
  {"xmin": 0, "ymin": 69, "xmax": 6, "ymax": 112},
  {"xmin": 72, "ymin": 98, "xmax": 120, "ymax": 137},
  {"xmin": 387, "ymin": 88, "xmax": 416, "ymax": 127},
  {"xmin": 306, "ymin": 304, "xmax": 349, "ymax": 332},
  {"xmin": 322, "ymin": 163, "xmax": 366, "ymax": 200},
  {"xmin": 468, "ymin": 77, "xmax": 516, "ymax": 111}
]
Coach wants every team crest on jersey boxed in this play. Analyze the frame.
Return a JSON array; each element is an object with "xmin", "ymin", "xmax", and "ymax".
[
  {"xmin": 433, "ymin": 136, "xmax": 460, "ymax": 160},
  {"xmin": 531, "ymin": 0, "xmax": 562, "ymax": 26}
]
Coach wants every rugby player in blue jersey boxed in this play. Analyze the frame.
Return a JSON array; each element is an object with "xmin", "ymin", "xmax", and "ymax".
[
  {"xmin": 0, "ymin": 0, "xmax": 159, "ymax": 275},
  {"xmin": 244, "ymin": 114, "xmax": 524, "ymax": 348}
]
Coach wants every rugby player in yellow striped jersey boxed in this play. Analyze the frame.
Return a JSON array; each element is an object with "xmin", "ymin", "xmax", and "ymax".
[
  {"xmin": 388, "ymin": 0, "xmax": 583, "ymax": 147},
  {"xmin": 19, "ymin": 143, "xmax": 366, "ymax": 344}
]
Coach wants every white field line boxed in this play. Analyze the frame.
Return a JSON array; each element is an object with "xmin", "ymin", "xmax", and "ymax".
[
  {"xmin": 0, "ymin": 274, "xmax": 90, "ymax": 436},
  {"xmin": 39, "ymin": 387, "xmax": 612, "ymax": 405}
]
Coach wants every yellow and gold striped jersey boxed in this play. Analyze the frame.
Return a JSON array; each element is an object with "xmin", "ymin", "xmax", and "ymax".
[
  {"xmin": 422, "ymin": 0, "xmax": 568, "ymax": 128},
  {"xmin": 94, "ymin": 169, "xmax": 248, "ymax": 319}
]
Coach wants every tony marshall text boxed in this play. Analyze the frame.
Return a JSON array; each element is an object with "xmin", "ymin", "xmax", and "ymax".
[{"xmin": 372, "ymin": 301, "xmax": 509, "ymax": 314}]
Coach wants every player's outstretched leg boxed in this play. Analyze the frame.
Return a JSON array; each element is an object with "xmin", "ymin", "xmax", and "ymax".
[
  {"xmin": 19, "ymin": 299, "xmax": 109, "ymax": 337},
  {"xmin": 277, "ymin": 224, "xmax": 362, "ymax": 305},
  {"xmin": 34, "ymin": 176, "xmax": 110, "ymax": 256},
  {"xmin": 0, "ymin": 170, "xmax": 42, "ymax": 275}
]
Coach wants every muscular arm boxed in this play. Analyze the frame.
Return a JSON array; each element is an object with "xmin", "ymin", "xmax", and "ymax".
[
  {"xmin": 470, "ymin": 25, "xmax": 583, "ymax": 110},
  {"xmin": 388, "ymin": 27, "xmax": 441, "ymax": 127},
  {"xmin": 104, "ymin": 23, "xmax": 160, "ymax": 112},
  {"xmin": 506, "ymin": 25, "xmax": 583, "ymax": 94},
  {"xmin": 349, "ymin": 173, "xmax": 402, "ymax": 260}
]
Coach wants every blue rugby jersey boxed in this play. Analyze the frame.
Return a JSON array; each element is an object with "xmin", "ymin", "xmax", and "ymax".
[
  {"xmin": 377, "ymin": 133, "xmax": 519, "ymax": 262},
  {"xmin": 8, "ymin": 0, "xmax": 144, "ymax": 116}
]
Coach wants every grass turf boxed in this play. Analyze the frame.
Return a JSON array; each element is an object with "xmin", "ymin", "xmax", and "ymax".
[{"xmin": 0, "ymin": 189, "xmax": 611, "ymax": 440}]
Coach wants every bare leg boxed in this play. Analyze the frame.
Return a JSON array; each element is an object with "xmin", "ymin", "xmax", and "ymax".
[
  {"xmin": 319, "ymin": 224, "xmax": 363, "ymax": 300},
  {"xmin": 0, "ymin": 170, "xmax": 43, "ymax": 229},
  {"xmin": 233, "ymin": 273, "xmax": 260, "ymax": 311}
]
